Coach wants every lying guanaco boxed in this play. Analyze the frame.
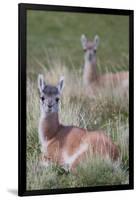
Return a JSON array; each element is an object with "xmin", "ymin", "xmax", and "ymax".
[
  {"xmin": 81, "ymin": 34, "xmax": 129, "ymax": 96},
  {"xmin": 38, "ymin": 74, "xmax": 119, "ymax": 172}
]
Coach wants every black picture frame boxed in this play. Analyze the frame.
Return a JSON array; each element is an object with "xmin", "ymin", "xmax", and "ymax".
[{"xmin": 18, "ymin": 3, "xmax": 134, "ymax": 196}]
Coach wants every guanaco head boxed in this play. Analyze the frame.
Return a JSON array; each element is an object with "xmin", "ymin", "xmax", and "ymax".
[
  {"xmin": 38, "ymin": 74, "xmax": 64, "ymax": 116},
  {"xmin": 81, "ymin": 34, "xmax": 99, "ymax": 63}
]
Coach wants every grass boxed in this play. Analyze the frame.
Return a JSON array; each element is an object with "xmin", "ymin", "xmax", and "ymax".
[{"xmin": 26, "ymin": 10, "xmax": 129, "ymax": 190}]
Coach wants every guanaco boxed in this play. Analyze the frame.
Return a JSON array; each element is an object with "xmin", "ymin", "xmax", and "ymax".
[
  {"xmin": 38, "ymin": 74, "xmax": 119, "ymax": 172},
  {"xmin": 81, "ymin": 34, "xmax": 129, "ymax": 96}
]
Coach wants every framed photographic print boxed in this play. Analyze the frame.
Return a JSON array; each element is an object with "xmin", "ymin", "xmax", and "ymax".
[{"xmin": 18, "ymin": 3, "xmax": 134, "ymax": 196}]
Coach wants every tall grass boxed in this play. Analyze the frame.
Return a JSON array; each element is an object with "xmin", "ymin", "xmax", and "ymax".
[
  {"xmin": 26, "ymin": 62, "xmax": 129, "ymax": 190},
  {"xmin": 26, "ymin": 11, "xmax": 129, "ymax": 190}
]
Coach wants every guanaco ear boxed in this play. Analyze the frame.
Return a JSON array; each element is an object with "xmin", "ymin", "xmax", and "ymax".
[
  {"xmin": 94, "ymin": 35, "xmax": 99, "ymax": 50},
  {"xmin": 81, "ymin": 34, "xmax": 88, "ymax": 50},
  {"xmin": 38, "ymin": 74, "xmax": 45, "ymax": 93},
  {"xmin": 57, "ymin": 76, "xmax": 64, "ymax": 94}
]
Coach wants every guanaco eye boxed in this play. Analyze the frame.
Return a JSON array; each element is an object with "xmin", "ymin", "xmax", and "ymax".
[
  {"xmin": 55, "ymin": 97, "xmax": 59, "ymax": 102},
  {"xmin": 40, "ymin": 96, "xmax": 45, "ymax": 101},
  {"xmin": 94, "ymin": 49, "xmax": 97, "ymax": 54}
]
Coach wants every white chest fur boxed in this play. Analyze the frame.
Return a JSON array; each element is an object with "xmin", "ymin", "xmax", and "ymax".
[{"xmin": 62, "ymin": 143, "xmax": 88, "ymax": 170}]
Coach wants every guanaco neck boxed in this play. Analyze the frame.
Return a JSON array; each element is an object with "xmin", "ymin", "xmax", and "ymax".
[
  {"xmin": 83, "ymin": 57, "xmax": 98, "ymax": 86},
  {"xmin": 39, "ymin": 112, "xmax": 60, "ymax": 140}
]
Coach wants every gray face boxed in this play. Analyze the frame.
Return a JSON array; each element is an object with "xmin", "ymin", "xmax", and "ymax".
[
  {"xmin": 81, "ymin": 34, "xmax": 99, "ymax": 62},
  {"xmin": 40, "ymin": 86, "xmax": 60, "ymax": 114},
  {"xmin": 38, "ymin": 75, "xmax": 64, "ymax": 116},
  {"xmin": 84, "ymin": 42, "xmax": 97, "ymax": 62}
]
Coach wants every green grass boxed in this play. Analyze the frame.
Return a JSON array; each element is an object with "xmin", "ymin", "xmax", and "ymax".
[{"xmin": 26, "ymin": 10, "xmax": 129, "ymax": 190}]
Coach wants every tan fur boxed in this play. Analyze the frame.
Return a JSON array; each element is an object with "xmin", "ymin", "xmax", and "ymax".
[
  {"xmin": 39, "ymin": 113, "xmax": 119, "ymax": 172},
  {"xmin": 87, "ymin": 70, "xmax": 129, "ymax": 96}
]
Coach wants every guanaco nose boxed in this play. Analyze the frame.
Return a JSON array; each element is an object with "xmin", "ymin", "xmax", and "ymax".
[
  {"xmin": 48, "ymin": 104, "xmax": 52, "ymax": 108},
  {"xmin": 89, "ymin": 53, "xmax": 93, "ymax": 61}
]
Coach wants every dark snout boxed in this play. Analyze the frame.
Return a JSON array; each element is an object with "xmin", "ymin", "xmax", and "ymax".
[
  {"xmin": 48, "ymin": 104, "xmax": 52, "ymax": 109},
  {"xmin": 88, "ymin": 53, "xmax": 93, "ymax": 61}
]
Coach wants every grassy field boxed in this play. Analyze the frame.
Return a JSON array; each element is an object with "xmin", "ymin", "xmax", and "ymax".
[{"xmin": 26, "ymin": 10, "xmax": 129, "ymax": 190}]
